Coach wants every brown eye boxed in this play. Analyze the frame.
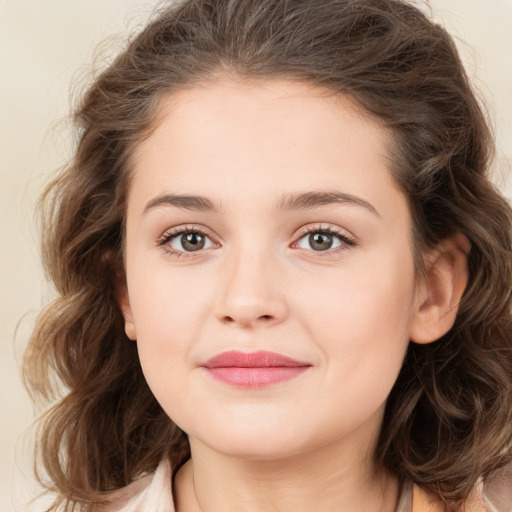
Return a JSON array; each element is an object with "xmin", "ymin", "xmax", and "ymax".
[
  {"xmin": 168, "ymin": 231, "xmax": 214, "ymax": 252},
  {"xmin": 181, "ymin": 232, "xmax": 205, "ymax": 251},
  {"xmin": 296, "ymin": 229, "xmax": 349, "ymax": 252},
  {"xmin": 308, "ymin": 232, "xmax": 333, "ymax": 251}
]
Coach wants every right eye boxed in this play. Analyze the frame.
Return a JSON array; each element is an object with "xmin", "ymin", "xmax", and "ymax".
[{"xmin": 158, "ymin": 227, "xmax": 217, "ymax": 256}]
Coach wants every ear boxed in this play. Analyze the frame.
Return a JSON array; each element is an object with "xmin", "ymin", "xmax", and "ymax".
[
  {"xmin": 410, "ymin": 234, "xmax": 470, "ymax": 344},
  {"xmin": 117, "ymin": 282, "xmax": 137, "ymax": 341}
]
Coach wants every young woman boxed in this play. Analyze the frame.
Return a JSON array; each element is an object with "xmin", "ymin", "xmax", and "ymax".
[{"xmin": 24, "ymin": 1, "xmax": 512, "ymax": 511}]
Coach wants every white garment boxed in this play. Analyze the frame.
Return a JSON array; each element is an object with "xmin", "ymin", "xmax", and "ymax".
[
  {"xmin": 100, "ymin": 458, "xmax": 175, "ymax": 512},
  {"xmin": 20, "ymin": 460, "xmax": 174, "ymax": 512},
  {"xmin": 94, "ymin": 459, "xmax": 512, "ymax": 512},
  {"xmin": 21, "ymin": 458, "xmax": 512, "ymax": 512}
]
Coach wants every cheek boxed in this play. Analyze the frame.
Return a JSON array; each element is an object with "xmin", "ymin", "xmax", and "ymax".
[
  {"xmin": 294, "ymin": 251, "xmax": 416, "ymax": 369},
  {"xmin": 131, "ymin": 256, "xmax": 211, "ymax": 322},
  {"xmin": 128, "ymin": 269, "xmax": 213, "ymax": 425},
  {"xmin": 127, "ymin": 262, "xmax": 213, "ymax": 371},
  {"xmin": 291, "ymin": 257, "xmax": 415, "ymax": 429}
]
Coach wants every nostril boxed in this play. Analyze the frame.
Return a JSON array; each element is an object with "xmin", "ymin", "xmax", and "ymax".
[{"xmin": 220, "ymin": 314, "xmax": 275, "ymax": 326}]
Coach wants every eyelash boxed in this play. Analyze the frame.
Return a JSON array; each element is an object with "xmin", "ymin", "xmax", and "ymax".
[
  {"xmin": 157, "ymin": 224, "xmax": 217, "ymax": 258},
  {"xmin": 293, "ymin": 225, "xmax": 356, "ymax": 258},
  {"xmin": 157, "ymin": 224, "xmax": 356, "ymax": 259}
]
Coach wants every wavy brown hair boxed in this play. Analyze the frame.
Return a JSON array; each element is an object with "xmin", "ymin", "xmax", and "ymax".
[{"xmin": 24, "ymin": 0, "xmax": 512, "ymax": 510}]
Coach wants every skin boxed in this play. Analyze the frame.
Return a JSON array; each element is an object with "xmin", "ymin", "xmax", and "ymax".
[{"xmin": 119, "ymin": 79, "xmax": 468, "ymax": 512}]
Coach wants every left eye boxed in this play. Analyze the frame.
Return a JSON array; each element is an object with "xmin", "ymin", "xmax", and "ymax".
[
  {"xmin": 168, "ymin": 231, "xmax": 214, "ymax": 252},
  {"xmin": 296, "ymin": 231, "xmax": 346, "ymax": 251}
]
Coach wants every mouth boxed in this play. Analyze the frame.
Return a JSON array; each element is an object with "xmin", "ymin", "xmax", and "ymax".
[{"xmin": 200, "ymin": 350, "xmax": 312, "ymax": 388}]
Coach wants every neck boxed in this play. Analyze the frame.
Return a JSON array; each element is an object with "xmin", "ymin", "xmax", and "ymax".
[{"xmin": 173, "ymin": 438, "xmax": 399, "ymax": 512}]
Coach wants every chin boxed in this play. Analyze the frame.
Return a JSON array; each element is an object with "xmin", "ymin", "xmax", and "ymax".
[
  {"xmin": 204, "ymin": 437, "xmax": 309, "ymax": 462},
  {"xmin": 186, "ymin": 416, "xmax": 324, "ymax": 462}
]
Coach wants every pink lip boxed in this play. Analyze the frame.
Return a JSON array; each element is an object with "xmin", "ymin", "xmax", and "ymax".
[{"xmin": 200, "ymin": 350, "xmax": 311, "ymax": 388}]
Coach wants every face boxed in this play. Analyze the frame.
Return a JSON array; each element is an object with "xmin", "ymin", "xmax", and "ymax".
[{"xmin": 121, "ymin": 79, "xmax": 422, "ymax": 462}]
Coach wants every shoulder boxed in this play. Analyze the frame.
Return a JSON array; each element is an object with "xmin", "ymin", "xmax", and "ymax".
[
  {"xmin": 99, "ymin": 458, "xmax": 175, "ymax": 512},
  {"xmin": 411, "ymin": 464, "xmax": 512, "ymax": 512},
  {"xmin": 18, "ymin": 459, "xmax": 175, "ymax": 512},
  {"xmin": 482, "ymin": 464, "xmax": 512, "ymax": 512}
]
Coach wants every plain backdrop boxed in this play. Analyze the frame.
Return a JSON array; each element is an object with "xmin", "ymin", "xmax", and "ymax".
[{"xmin": 1, "ymin": 1, "xmax": 511, "ymax": 510}]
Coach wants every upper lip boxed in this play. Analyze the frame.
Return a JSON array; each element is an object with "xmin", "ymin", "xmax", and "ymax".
[{"xmin": 201, "ymin": 350, "xmax": 311, "ymax": 368}]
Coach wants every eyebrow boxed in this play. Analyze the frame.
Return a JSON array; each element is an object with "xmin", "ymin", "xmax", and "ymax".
[
  {"xmin": 144, "ymin": 194, "xmax": 216, "ymax": 213},
  {"xmin": 143, "ymin": 191, "xmax": 380, "ymax": 217},
  {"xmin": 277, "ymin": 191, "xmax": 380, "ymax": 217}
]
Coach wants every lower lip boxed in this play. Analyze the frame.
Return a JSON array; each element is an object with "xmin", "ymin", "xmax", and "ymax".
[{"xmin": 205, "ymin": 367, "xmax": 310, "ymax": 388}]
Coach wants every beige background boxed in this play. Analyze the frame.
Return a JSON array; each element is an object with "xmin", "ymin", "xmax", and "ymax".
[{"xmin": 1, "ymin": 1, "xmax": 511, "ymax": 510}]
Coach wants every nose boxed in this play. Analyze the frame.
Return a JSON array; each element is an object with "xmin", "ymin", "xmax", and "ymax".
[{"xmin": 215, "ymin": 248, "xmax": 288, "ymax": 329}]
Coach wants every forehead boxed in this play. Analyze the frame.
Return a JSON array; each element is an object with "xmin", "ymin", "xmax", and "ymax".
[
  {"xmin": 137, "ymin": 78, "xmax": 389, "ymax": 159},
  {"xmin": 128, "ymin": 78, "xmax": 402, "ymax": 216}
]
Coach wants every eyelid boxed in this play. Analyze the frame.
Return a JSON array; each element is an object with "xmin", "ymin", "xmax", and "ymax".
[
  {"xmin": 157, "ymin": 224, "xmax": 220, "ymax": 256},
  {"xmin": 156, "ymin": 222, "xmax": 356, "ymax": 259},
  {"xmin": 294, "ymin": 223, "xmax": 355, "ymax": 240},
  {"xmin": 291, "ymin": 223, "xmax": 356, "ymax": 253}
]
